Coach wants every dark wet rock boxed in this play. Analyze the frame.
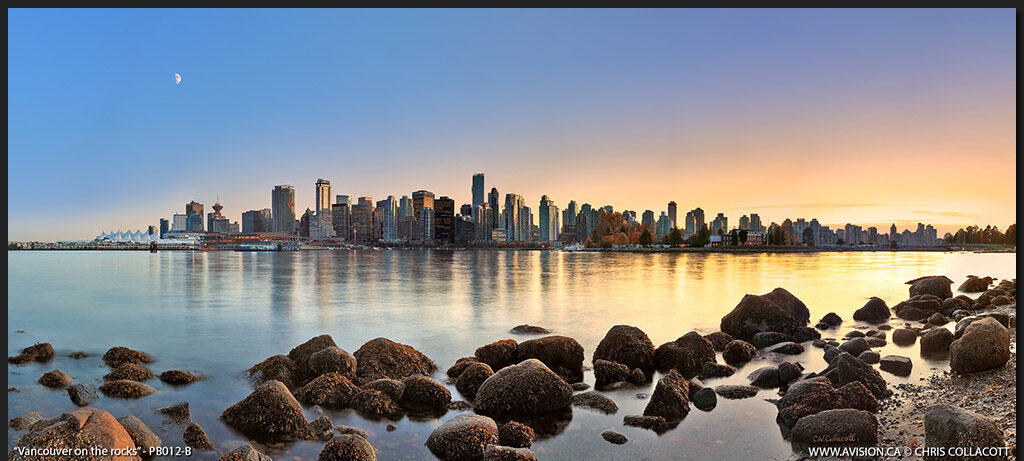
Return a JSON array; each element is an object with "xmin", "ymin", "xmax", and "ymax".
[
  {"xmin": 350, "ymin": 389, "xmax": 402, "ymax": 419},
  {"xmin": 307, "ymin": 416, "xmax": 335, "ymax": 441},
  {"xmin": 991, "ymin": 295, "xmax": 1012, "ymax": 306},
  {"xmin": 571, "ymin": 382, "xmax": 590, "ymax": 391},
  {"xmin": 295, "ymin": 372, "xmax": 362, "ymax": 409},
  {"xmin": 476, "ymin": 340, "xmax": 519, "ymax": 371},
  {"xmin": 748, "ymin": 366, "xmax": 781, "ymax": 388},
  {"xmin": 693, "ymin": 387, "xmax": 718, "ymax": 411},
  {"xmin": 907, "ymin": 276, "xmax": 954, "ymax": 300},
  {"xmin": 183, "ymin": 421, "xmax": 214, "ymax": 450},
  {"xmin": 516, "ymin": 336, "xmax": 584, "ymax": 383},
  {"xmin": 928, "ymin": 313, "xmax": 949, "ymax": 326},
  {"xmin": 776, "ymin": 377, "xmax": 841, "ymax": 429},
  {"xmin": 778, "ymin": 362, "xmax": 802, "ymax": 383},
  {"xmin": 425, "ymin": 413, "xmax": 499, "ymax": 461},
  {"xmin": 510, "ymin": 325, "xmax": 550, "ymax": 335},
  {"xmin": 221, "ymin": 443, "xmax": 274, "ymax": 461},
  {"xmin": 835, "ymin": 382, "xmax": 879, "ymax": 413},
  {"xmin": 104, "ymin": 363, "xmax": 154, "ymax": 382},
  {"xmin": 714, "ymin": 384, "xmax": 759, "ymax": 399},
  {"xmin": 363, "ymin": 378, "xmax": 404, "ymax": 402},
  {"xmin": 823, "ymin": 346, "xmax": 842, "ymax": 364},
  {"xmin": 353, "ymin": 337, "xmax": 437, "ymax": 385},
  {"xmin": 318, "ymin": 434, "xmax": 377, "ymax": 461},
  {"xmin": 764, "ymin": 341, "xmax": 805, "ymax": 355},
  {"xmin": 820, "ymin": 352, "xmax": 889, "ymax": 398},
  {"xmin": 958, "ymin": 276, "xmax": 993, "ymax": 293},
  {"xmin": 593, "ymin": 359, "xmax": 633, "ymax": 387},
  {"xmin": 950, "ymin": 317, "xmax": 1010, "ymax": 374},
  {"xmin": 686, "ymin": 377, "xmax": 704, "ymax": 397},
  {"xmin": 446, "ymin": 357, "xmax": 481, "ymax": 379},
  {"xmin": 288, "ymin": 334, "xmax": 338, "ymax": 377},
  {"xmin": 249, "ymin": 355, "xmax": 298, "ymax": 390},
  {"xmin": 9, "ymin": 387, "xmax": 18, "ymax": 392},
  {"xmin": 811, "ymin": 339, "xmax": 828, "ymax": 348},
  {"xmin": 897, "ymin": 307, "xmax": 928, "ymax": 321},
  {"xmin": 857, "ymin": 351, "xmax": 880, "ymax": 364},
  {"xmin": 622, "ymin": 415, "xmax": 668, "ymax": 432},
  {"xmin": 845, "ymin": 331, "xmax": 865, "ymax": 338},
  {"xmin": 654, "ymin": 331, "xmax": 716, "ymax": 378},
  {"xmin": 335, "ymin": 425, "xmax": 369, "ymax": 438},
  {"xmin": 308, "ymin": 346, "xmax": 358, "ymax": 382},
  {"xmin": 629, "ymin": 368, "xmax": 646, "ymax": 384},
  {"xmin": 720, "ymin": 288, "xmax": 810, "ymax": 341},
  {"xmin": 864, "ymin": 336, "xmax": 887, "ymax": 348},
  {"xmin": 791, "ymin": 326, "xmax": 821, "ymax": 343},
  {"xmin": 920, "ymin": 328, "xmax": 954, "ymax": 356},
  {"xmin": 892, "ymin": 328, "xmax": 917, "ymax": 346},
  {"xmin": 399, "ymin": 375, "xmax": 452, "ymax": 411},
  {"xmin": 601, "ymin": 429, "xmax": 628, "ymax": 444},
  {"xmin": 448, "ymin": 400, "xmax": 472, "ymax": 411},
  {"xmin": 701, "ymin": 361, "xmax": 737, "ymax": 378},
  {"xmin": 878, "ymin": 355, "xmax": 912, "ymax": 377},
  {"xmin": 704, "ymin": 331, "xmax": 734, "ymax": 351},
  {"xmin": 819, "ymin": 312, "xmax": 842, "ymax": 327},
  {"xmin": 99, "ymin": 380, "xmax": 156, "ymax": 399},
  {"xmin": 838, "ymin": 338, "xmax": 870, "ymax": 357},
  {"xmin": 39, "ymin": 370, "xmax": 72, "ymax": 388},
  {"xmin": 722, "ymin": 340, "xmax": 757, "ymax": 366},
  {"xmin": 8, "ymin": 343, "xmax": 55, "ymax": 364},
  {"xmin": 158, "ymin": 401, "xmax": 190, "ymax": 424},
  {"xmin": 474, "ymin": 359, "xmax": 572, "ymax": 416},
  {"xmin": 10, "ymin": 412, "xmax": 43, "ymax": 430},
  {"xmin": 66, "ymin": 383, "xmax": 98, "ymax": 407},
  {"xmin": 482, "ymin": 445, "xmax": 537, "ymax": 461},
  {"xmin": 852, "ymin": 297, "xmax": 891, "ymax": 323},
  {"xmin": 8, "ymin": 408, "xmax": 138, "ymax": 460},
  {"xmin": 791, "ymin": 409, "xmax": 878, "ymax": 446},
  {"xmin": 117, "ymin": 415, "xmax": 161, "ymax": 455},
  {"xmin": 751, "ymin": 332, "xmax": 794, "ymax": 349},
  {"xmin": 102, "ymin": 346, "xmax": 152, "ymax": 368},
  {"xmin": 498, "ymin": 421, "xmax": 535, "ymax": 448},
  {"xmin": 68, "ymin": 352, "xmax": 88, "ymax": 359},
  {"xmin": 221, "ymin": 380, "xmax": 311, "ymax": 442},
  {"xmin": 159, "ymin": 370, "xmax": 199, "ymax": 385},
  {"xmin": 924, "ymin": 404, "xmax": 1005, "ymax": 455},
  {"xmin": 643, "ymin": 370, "xmax": 690, "ymax": 420},
  {"xmin": 593, "ymin": 325, "xmax": 655, "ymax": 374}
]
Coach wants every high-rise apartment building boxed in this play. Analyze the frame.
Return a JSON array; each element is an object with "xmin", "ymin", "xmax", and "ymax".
[
  {"xmin": 350, "ymin": 197, "xmax": 374, "ymax": 242},
  {"xmin": 272, "ymin": 185, "xmax": 296, "ymax": 234},
  {"xmin": 667, "ymin": 201, "xmax": 677, "ymax": 229},
  {"xmin": 412, "ymin": 190, "xmax": 434, "ymax": 221},
  {"xmin": 472, "ymin": 173, "xmax": 485, "ymax": 209},
  {"xmin": 434, "ymin": 196, "xmax": 456, "ymax": 243},
  {"xmin": 242, "ymin": 209, "xmax": 273, "ymax": 233}
]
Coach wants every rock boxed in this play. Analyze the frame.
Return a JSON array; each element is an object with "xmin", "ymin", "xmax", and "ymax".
[
  {"xmin": 924, "ymin": 404, "xmax": 1005, "ymax": 455},
  {"xmin": 593, "ymin": 325, "xmax": 655, "ymax": 373},
  {"xmin": 425, "ymin": 414, "xmax": 499, "ymax": 461},
  {"xmin": 474, "ymin": 359, "xmax": 572, "ymax": 416},
  {"xmin": 158, "ymin": 402, "xmax": 190, "ymax": 424},
  {"xmin": 308, "ymin": 346, "xmax": 358, "ymax": 382},
  {"xmin": 307, "ymin": 416, "xmax": 335, "ymax": 441},
  {"xmin": 704, "ymin": 331, "xmax": 734, "ymax": 351},
  {"xmin": 102, "ymin": 346, "xmax": 152, "ymax": 368},
  {"xmin": 183, "ymin": 421, "xmax": 215, "ymax": 450},
  {"xmin": 295, "ymin": 372, "xmax": 362, "ymax": 409},
  {"xmin": 819, "ymin": 312, "xmax": 842, "ymax": 327},
  {"xmin": 958, "ymin": 276, "xmax": 993, "ymax": 293},
  {"xmin": 220, "ymin": 380, "xmax": 310, "ymax": 442},
  {"xmin": 791, "ymin": 409, "xmax": 878, "ymax": 446},
  {"xmin": 399, "ymin": 375, "xmax": 451, "ymax": 411},
  {"xmin": 448, "ymin": 401, "xmax": 472, "ymax": 411},
  {"xmin": 692, "ymin": 387, "xmax": 718, "ymax": 411},
  {"xmin": 353, "ymin": 338, "xmax": 437, "ymax": 385},
  {"xmin": 778, "ymin": 362, "xmax": 802, "ymax": 383},
  {"xmin": 878, "ymin": 355, "xmax": 912, "ymax": 377},
  {"xmin": 701, "ymin": 361, "xmax": 737, "ymax": 378},
  {"xmin": 622, "ymin": 415, "xmax": 668, "ymax": 432},
  {"xmin": 776, "ymin": 377, "xmax": 841, "ymax": 429},
  {"xmin": 593, "ymin": 359, "xmax": 633, "ymax": 386},
  {"xmin": 764, "ymin": 341, "xmax": 805, "ymax": 355},
  {"xmin": 897, "ymin": 307, "xmax": 928, "ymax": 321},
  {"xmin": 509, "ymin": 325, "xmax": 550, "ymax": 335},
  {"xmin": 159, "ymin": 370, "xmax": 199, "ymax": 385},
  {"xmin": 864, "ymin": 337, "xmax": 887, "ymax": 348},
  {"xmin": 714, "ymin": 385, "xmax": 759, "ymax": 399},
  {"xmin": 10, "ymin": 412, "xmax": 43, "ymax": 430},
  {"xmin": 892, "ymin": 328, "xmax": 917, "ymax": 346},
  {"xmin": 857, "ymin": 351, "xmax": 880, "ymax": 364},
  {"xmin": 455, "ymin": 362, "xmax": 494, "ymax": 398},
  {"xmin": 221, "ymin": 444, "xmax": 273, "ymax": 461},
  {"xmin": 8, "ymin": 343, "xmax": 55, "ymax": 364},
  {"xmin": 920, "ymin": 328, "xmax": 954, "ymax": 356},
  {"xmin": 117, "ymin": 415, "xmax": 161, "ymax": 456},
  {"xmin": 653, "ymin": 331, "xmax": 715, "ymax": 378},
  {"xmin": 350, "ymin": 389, "xmax": 402, "ymax": 419},
  {"xmin": 835, "ymin": 382, "xmax": 879, "ymax": 413},
  {"xmin": 838, "ymin": 338, "xmax": 870, "ymax": 357},
  {"xmin": 720, "ymin": 288, "xmax": 810, "ymax": 341},
  {"xmin": 722, "ymin": 340, "xmax": 757, "ymax": 366},
  {"xmin": 335, "ymin": 425, "xmax": 369, "ymax": 438},
  {"xmin": 516, "ymin": 336, "xmax": 585, "ymax": 383},
  {"xmin": 643, "ymin": 370, "xmax": 690, "ymax": 420},
  {"xmin": 751, "ymin": 332, "xmax": 795, "ymax": 349},
  {"xmin": 907, "ymin": 276, "xmax": 954, "ymax": 300},
  {"xmin": 991, "ymin": 295, "xmax": 1012, "ymax": 306},
  {"xmin": 69, "ymin": 352, "xmax": 88, "ymax": 359},
  {"xmin": 852, "ymin": 297, "xmax": 891, "ymax": 323},
  {"xmin": 820, "ymin": 352, "xmax": 889, "ymax": 398},
  {"xmin": 928, "ymin": 313, "xmax": 949, "ymax": 326},
  {"xmin": 949, "ymin": 317, "xmax": 1011, "ymax": 374},
  {"xmin": 9, "ymin": 408, "xmax": 140, "ymax": 461},
  {"xmin": 823, "ymin": 346, "xmax": 842, "ymax": 364},
  {"xmin": 482, "ymin": 445, "xmax": 537, "ymax": 461},
  {"xmin": 446, "ymin": 357, "xmax": 481, "ymax": 379},
  {"xmin": 249, "ymin": 355, "xmax": 298, "ymax": 390},
  {"xmin": 104, "ymin": 363, "xmax": 154, "ymax": 382},
  {"xmin": 748, "ymin": 366, "xmax": 781, "ymax": 388},
  {"xmin": 791, "ymin": 326, "xmax": 821, "ymax": 343},
  {"xmin": 476, "ymin": 340, "xmax": 519, "ymax": 371},
  {"xmin": 572, "ymin": 390, "xmax": 619, "ymax": 414},
  {"xmin": 66, "ymin": 384, "xmax": 98, "ymax": 407},
  {"xmin": 39, "ymin": 370, "xmax": 72, "ymax": 388},
  {"xmin": 571, "ymin": 382, "xmax": 590, "ymax": 391},
  {"xmin": 845, "ymin": 331, "xmax": 865, "ymax": 338},
  {"xmin": 318, "ymin": 434, "xmax": 377, "ymax": 461},
  {"xmin": 99, "ymin": 380, "xmax": 156, "ymax": 399},
  {"xmin": 601, "ymin": 429, "xmax": 628, "ymax": 444},
  {"xmin": 498, "ymin": 421, "xmax": 534, "ymax": 448},
  {"xmin": 288, "ymin": 334, "xmax": 338, "ymax": 377}
]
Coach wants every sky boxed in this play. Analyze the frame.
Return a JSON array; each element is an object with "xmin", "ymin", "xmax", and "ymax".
[{"xmin": 7, "ymin": 9, "xmax": 1016, "ymax": 241}]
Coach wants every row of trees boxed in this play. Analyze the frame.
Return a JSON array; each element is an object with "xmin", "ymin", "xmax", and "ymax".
[{"xmin": 943, "ymin": 224, "xmax": 1016, "ymax": 245}]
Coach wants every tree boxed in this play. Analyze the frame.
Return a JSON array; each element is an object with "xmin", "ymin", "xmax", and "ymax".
[
  {"xmin": 687, "ymin": 224, "xmax": 711, "ymax": 247},
  {"xmin": 1006, "ymin": 223, "xmax": 1017, "ymax": 245},
  {"xmin": 639, "ymin": 228, "xmax": 653, "ymax": 246},
  {"xmin": 802, "ymin": 227, "xmax": 814, "ymax": 246},
  {"xmin": 665, "ymin": 228, "xmax": 684, "ymax": 246},
  {"xmin": 739, "ymin": 229, "xmax": 749, "ymax": 244}
]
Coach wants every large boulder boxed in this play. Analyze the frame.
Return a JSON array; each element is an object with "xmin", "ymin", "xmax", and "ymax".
[
  {"xmin": 852, "ymin": 297, "xmax": 891, "ymax": 323},
  {"xmin": 295, "ymin": 372, "xmax": 362, "ymax": 409},
  {"xmin": 318, "ymin": 434, "xmax": 377, "ymax": 461},
  {"xmin": 117, "ymin": 415, "xmax": 161, "ymax": 456},
  {"xmin": 475, "ymin": 340, "xmax": 519, "ymax": 371},
  {"xmin": 720, "ymin": 288, "xmax": 810, "ymax": 341},
  {"xmin": 751, "ymin": 332, "xmax": 794, "ymax": 349},
  {"xmin": 8, "ymin": 343, "xmax": 55, "ymax": 364},
  {"xmin": 249, "ymin": 355, "xmax": 298, "ymax": 390},
  {"xmin": 592, "ymin": 325, "xmax": 655, "ymax": 373},
  {"xmin": 704, "ymin": 332, "xmax": 734, "ymax": 351},
  {"xmin": 722, "ymin": 340, "xmax": 757, "ymax": 366},
  {"xmin": 9, "ymin": 408, "xmax": 141, "ymax": 461},
  {"xmin": 221, "ymin": 380, "xmax": 310, "ymax": 442},
  {"xmin": 102, "ymin": 346, "xmax": 152, "ymax": 368},
  {"xmin": 924, "ymin": 404, "xmax": 1006, "ymax": 456},
  {"xmin": 353, "ymin": 338, "xmax": 437, "ymax": 385},
  {"xmin": 455, "ymin": 362, "xmax": 494, "ymax": 398},
  {"xmin": 39, "ymin": 370, "xmax": 73, "ymax": 388},
  {"xmin": 653, "ymin": 331, "xmax": 715, "ymax": 378},
  {"xmin": 879, "ymin": 355, "xmax": 913, "ymax": 377},
  {"xmin": 820, "ymin": 352, "xmax": 889, "ymax": 398},
  {"xmin": 474, "ymin": 359, "xmax": 572, "ymax": 416},
  {"xmin": 791, "ymin": 409, "xmax": 878, "ymax": 447},
  {"xmin": 571, "ymin": 390, "xmax": 619, "ymax": 414},
  {"xmin": 906, "ymin": 276, "xmax": 954, "ymax": 300},
  {"xmin": 399, "ymin": 375, "xmax": 451, "ymax": 411},
  {"xmin": 920, "ymin": 328, "xmax": 954, "ymax": 357},
  {"xmin": 891, "ymin": 328, "xmax": 917, "ymax": 346},
  {"xmin": 350, "ymin": 389, "xmax": 402, "ymax": 419},
  {"xmin": 516, "ymin": 336, "xmax": 584, "ymax": 383},
  {"xmin": 160, "ymin": 370, "xmax": 200, "ymax": 385},
  {"xmin": 701, "ymin": 362, "xmax": 736, "ymax": 378},
  {"xmin": 498, "ymin": 421, "xmax": 535, "ymax": 448},
  {"xmin": 838, "ymin": 338, "xmax": 870, "ymax": 357},
  {"xmin": 592, "ymin": 359, "xmax": 634, "ymax": 387},
  {"xmin": 104, "ymin": 363, "xmax": 154, "ymax": 382},
  {"xmin": 643, "ymin": 369, "xmax": 690, "ymax": 420},
  {"xmin": 776, "ymin": 377, "xmax": 840, "ymax": 429},
  {"xmin": 949, "ymin": 318, "xmax": 1011, "ymax": 374},
  {"xmin": 222, "ymin": 444, "xmax": 274, "ymax": 461},
  {"xmin": 307, "ymin": 346, "xmax": 358, "ymax": 382},
  {"xmin": 99, "ymin": 380, "xmax": 156, "ymax": 399},
  {"xmin": 289, "ymin": 335, "xmax": 338, "ymax": 375},
  {"xmin": 183, "ymin": 421, "xmax": 214, "ymax": 450},
  {"xmin": 957, "ymin": 276, "xmax": 993, "ymax": 293},
  {"xmin": 425, "ymin": 414, "xmax": 499, "ymax": 461},
  {"xmin": 748, "ymin": 366, "xmax": 781, "ymax": 388}
]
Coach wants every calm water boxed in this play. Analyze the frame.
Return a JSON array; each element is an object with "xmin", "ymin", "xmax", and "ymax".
[{"xmin": 7, "ymin": 250, "xmax": 1017, "ymax": 460}]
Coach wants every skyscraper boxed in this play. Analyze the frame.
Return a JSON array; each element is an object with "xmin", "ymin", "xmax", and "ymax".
[
  {"xmin": 185, "ymin": 201, "xmax": 204, "ymax": 232},
  {"xmin": 315, "ymin": 179, "xmax": 331, "ymax": 215},
  {"xmin": 642, "ymin": 210, "xmax": 655, "ymax": 230},
  {"xmin": 503, "ymin": 193, "xmax": 524, "ymax": 242},
  {"xmin": 272, "ymin": 185, "xmax": 296, "ymax": 234},
  {"xmin": 350, "ymin": 197, "xmax": 374, "ymax": 242},
  {"xmin": 243, "ymin": 209, "xmax": 272, "ymax": 233},
  {"xmin": 185, "ymin": 201, "xmax": 204, "ymax": 217},
  {"xmin": 207, "ymin": 202, "xmax": 229, "ymax": 233},
  {"xmin": 657, "ymin": 212, "xmax": 672, "ymax": 239},
  {"xmin": 412, "ymin": 190, "xmax": 435, "ymax": 221},
  {"xmin": 434, "ymin": 196, "xmax": 456, "ymax": 243},
  {"xmin": 667, "ymin": 201, "xmax": 677, "ymax": 229},
  {"xmin": 159, "ymin": 219, "xmax": 169, "ymax": 239},
  {"xmin": 472, "ymin": 173, "xmax": 485, "ymax": 209},
  {"xmin": 419, "ymin": 206, "xmax": 434, "ymax": 242},
  {"xmin": 488, "ymin": 187, "xmax": 499, "ymax": 232},
  {"xmin": 539, "ymin": 195, "xmax": 558, "ymax": 243},
  {"xmin": 561, "ymin": 200, "xmax": 578, "ymax": 242},
  {"xmin": 331, "ymin": 202, "xmax": 350, "ymax": 240}
]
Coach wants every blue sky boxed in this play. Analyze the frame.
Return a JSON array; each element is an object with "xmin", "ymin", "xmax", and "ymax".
[{"xmin": 8, "ymin": 9, "xmax": 1016, "ymax": 240}]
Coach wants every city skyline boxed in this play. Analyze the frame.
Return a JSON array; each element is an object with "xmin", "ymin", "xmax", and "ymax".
[{"xmin": 8, "ymin": 9, "xmax": 1016, "ymax": 241}]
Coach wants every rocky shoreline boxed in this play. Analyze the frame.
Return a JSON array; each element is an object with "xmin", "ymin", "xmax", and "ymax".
[{"xmin": 8, "ymin": 276, "xmax": 1016, "ymax": 460}]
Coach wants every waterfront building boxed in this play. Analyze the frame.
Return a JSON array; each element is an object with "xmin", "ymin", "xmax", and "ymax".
[
  {"xmin": 433, "ymin": 196, "xmax": 456, "ymax": 243},
  {"xmin": 687, "ymin": 208, "xmax": 705, "ymax": 236},
  {"xmin": 315, "ymin": 179, "xmax": 331, "ymax": 215},
  {"xmin": 379, "ymin": 196, "xmax": 399, "ymax": 241},
  {"xmin": 419, "ymin": 206, "xmax": 435, "ymax": 242},
  {"xmin": 473, "ymin": 204, "xmax": 492, "ymax": 241},
  {"xmin": 460, "ymin": 204, "xmax": 473, "ymax": 218},
  {"xmin": 412, "ymin": 190, "xmax": 435, "ymax": 221},
  {"xmin": 750, "ymin": 213, "xmax": 763, "ymax": 233},
  {"xmin": 503, "ymin": 193, "xmax": 524, "ymax": 242},
  {"xmin": 331, "ymin": 203, "xmax": 350, "ymax": 240},
  {"xmin": 310, "ymin": 213, "xmax": 336, "ymax": 239},
  {"xmin": 656, "ymin": 212, "xmax": 672, "ymax": 239},
  {"xmin": 539, "ymin": 195, "xmax": 559, "ymax": 243},
  {"xmin": 711, "ymin": 213, "xmax": 728, "ymax": 235},
  {"xmin": 171, "ymin": 213, "xmax": 188, "ymax": 232},
  {"xmin": 455, "ymin": 214, "xmax": 475, "ymax": 243},
  {"xmin": 491, "ymin": 227, "xmax": 507, "ymax": 242},
  {"xmin": 561, "ymin": 201, "xmax": 578, "ymax": 242},
  {"xmin": 844, "ymin": 223, "xmax": 862, "ymax": 245},
  {"xmin": 159, "ymin": 219, "xmax": 169, "ymax": 239},
  {"xmin": 739, "ymin": 215, "xmax": 751, "ymax": 231},
  {"xmin": 272, "ymin": 185, "xmax": 297, "ymax": 234},
  {"xmin": 242, "ymin": 209, "xmax": 272, "ymax": 233},
  {"xmin": 336, "ymin": 195, "xmax": 351, "ymax": 207},
  {"xmin": 472, "ymin": 173, "xmax": 485, "ymax": 209},
  {"xmin": 667, "ymin": 202, "xmax": 677, "ymax": 229},
  {"xmin": 185, "ymin": 201, "xmax": 204, "ymax": 218},
  {"xmin": 399, "ymin": 195, "xmax": 413, "ymax": 221},
  {"xmin": 350, "ymin": 197, "xmax": 374, "ymax": 242},
  {"xmin": 228, "ymin": 222, "xmax": 239, "ymax": 234},
  {"xmin": 207, "ymin": 202, "xmax": 229, "ymax": 234},
  {"xmin": 519, "ymin": 205, "xmax": 533, "ymax": 242},
  {"xmin": 186, "ymin": 213, "xmax": 204, "ymax": 233},
  {"xmin": 890, "ymin": 224, "xmax": 898, "ymax": 243},
  {"xmin": 299, "ymin": 209, "xmax": 313, "ymax": 237},
  {"xmin": 642, "ymin": 210, "xmax": 655, "ymax": 230},
  {"xmin": 488, "ymin": 187, "xmax": 500, "ymax": 234},
  {"xmin": 399, "ymin": 216, "xmax": 418, "ymax": 241}
]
